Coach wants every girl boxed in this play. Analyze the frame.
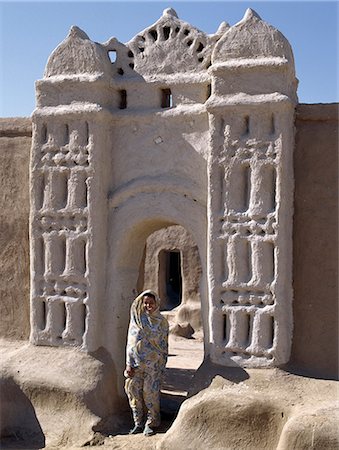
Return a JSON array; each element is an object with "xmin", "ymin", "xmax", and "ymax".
[{"xmin": 124, "ymin": 290, "xmax": 169, "ymax": 436}]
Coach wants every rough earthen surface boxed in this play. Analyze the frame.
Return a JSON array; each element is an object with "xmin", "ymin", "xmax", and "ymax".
[
  {"xmin": 290, "ymin": 103, "xmax": 338, "ymax": 379},
  {"xmin": 0, "ymin": 118, "xmax": 31, "ymax": 340}
]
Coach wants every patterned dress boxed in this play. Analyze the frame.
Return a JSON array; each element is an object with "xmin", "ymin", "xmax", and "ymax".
[{"xmin": 125, "ymin": 290, "xmax": 169, "ymax": 428}]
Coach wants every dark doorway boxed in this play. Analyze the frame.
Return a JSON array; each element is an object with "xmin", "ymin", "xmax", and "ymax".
[
  {"xmin": 167, "ymin": 251, "xmax": 182, "ymax": 307},
  {"xmin": 159, "ymin": 250, "xmax": 182, "ymax": 310}
]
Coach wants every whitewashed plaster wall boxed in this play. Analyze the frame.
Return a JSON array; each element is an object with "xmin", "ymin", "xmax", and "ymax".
[{"xmin": 30, "ymin": 8, "xmax": 297, "ymax": 386}]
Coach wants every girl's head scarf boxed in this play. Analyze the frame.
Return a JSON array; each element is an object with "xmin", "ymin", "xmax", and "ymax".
[
  {"xmin": 128, "ymin": 289, "xmax": 168, "ymax": 358},
  {"xmin": 131, "ymin": 289, "xmax": 162, "ymax": 328}
]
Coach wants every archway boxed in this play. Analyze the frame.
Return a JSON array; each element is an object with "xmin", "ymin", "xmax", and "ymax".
[{"xmin": 105, "ymin": 189, "xmax": 208, "ymax": 403}]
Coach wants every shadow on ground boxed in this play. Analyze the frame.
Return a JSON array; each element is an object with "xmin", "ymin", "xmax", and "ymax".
[
  {"xmin": 0, "ymin": 377, "xmax": 45, "ymax": 450},
  {"xmin": 162, "ymin": 366, "xmax": 196, "ymax": 393}
]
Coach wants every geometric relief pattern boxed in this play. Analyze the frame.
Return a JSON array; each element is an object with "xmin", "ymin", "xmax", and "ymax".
[
  {"xmin": 30, "ymin": 120, "xmax": 91, "ymax": 346},
  {"xmin": 210, "ymin": 111, "xmax": 284, "ymax": 365}
]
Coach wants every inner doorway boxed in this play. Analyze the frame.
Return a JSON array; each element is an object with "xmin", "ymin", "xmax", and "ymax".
[{"xmin": 159, "ymin": 250, "xmax": 182, "ymax": 310}]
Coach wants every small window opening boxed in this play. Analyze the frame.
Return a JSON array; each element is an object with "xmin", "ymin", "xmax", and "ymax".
[
  {"xmin": 196, "ymin": 42, "xmax": 204, "ymax": 53},
  {"xmin": 129, "ymin": 63, "xmax": 134, "ymax": 70},
  {"xmin": 119, "ymin": 90, "xmax": 127, "ymax": 109},
  {"xmin": 187, "ymin": 40, "xmax": 193, "ymax": 47},
  {"xmin": 149, "ymin": 29, "xmax": 158, "ymax": 41},
  {"xmin": 163, "ymin": 26, "xmax": 171, "ymax": 40},
  {"xmin": 128, "ymin": 50, "xmax": 134, "ymax": 58},
  {"xmin": 175, "ymin": 26, "xmax": 180, "ymax": 34},
  {"xmin": 161, "ymin": 88, "xmax": 173, "ymax": 108},
  {"xmin": 198, "ymin": 57, "xmax": 204, "ymax": 63},
  {"xmin": 108, "ymin": 51, "xmax": 117, "ymax": 63},
  {"xmin": 117, "ymin": 68, "xmax": 124, "ymax": 76},
  {"xmin": 184, "ymin": 29, "xmax": 190, "ymax": 36},
  {"xmin": 138, "ymin": 46, "xmax": 145, "ymax": 53}
]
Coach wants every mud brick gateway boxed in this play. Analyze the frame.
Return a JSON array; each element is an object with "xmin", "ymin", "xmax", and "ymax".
[
  {"xmin": 0, "ymin": 7, "xmax": 338, "ymax": 449},
  {"xmin": 30, "ymin": 7, "xmax": 296, "ymax": 371}
]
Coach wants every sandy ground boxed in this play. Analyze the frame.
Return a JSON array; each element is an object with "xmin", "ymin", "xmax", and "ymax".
[
  {"xmin": 62, "ymin": 334, "xmax": 204, "ymax": 450},
  {"xmin": 0, "ymin": 334, "xmax": 205, "ymax": 450},
  {"xmin": 2, "ymin": 334, "xmax": 337, "ymax": 450}
]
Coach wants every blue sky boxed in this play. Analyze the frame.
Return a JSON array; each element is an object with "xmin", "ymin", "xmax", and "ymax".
[{"xmin": 0, "ymin": 1, "xmax": 338, "ymax": 117}]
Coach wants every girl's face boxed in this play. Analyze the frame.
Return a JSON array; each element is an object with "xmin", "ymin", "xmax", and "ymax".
[{"xmin": 143, "ymin": 295, "xmax": 157, "ymax": 314}]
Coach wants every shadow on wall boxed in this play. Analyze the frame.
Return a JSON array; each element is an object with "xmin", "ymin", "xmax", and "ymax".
[
  {"xmin": 0, "ymin": 377, "xmax": 45, "ymax": 449},
  {"xmin": 87, "ymin": 347, "xmax": 125, "ymax": 422}
]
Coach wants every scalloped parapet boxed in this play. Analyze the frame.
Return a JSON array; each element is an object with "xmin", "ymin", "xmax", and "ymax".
[
  {"xmin": 126, "ymin": 8, "xmax": 215, "ymax": 76},
  {"xmin": 212, "ymin": 8, "xmax": 294, "ymax": 64},
  {"xmin": 44, "ymin": 26, "xmax": 113, "ymax": 78}
]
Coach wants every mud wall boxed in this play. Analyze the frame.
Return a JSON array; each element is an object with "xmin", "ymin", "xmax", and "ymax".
[
  {"xmin": 0, "ymin": 118, "xmax": 31, "ymax": 339},
  {"xmin": 290, "ymin": 103, "xmax": 338, "ymax": 379},
  {"xmin": 0, "ymin": 104, "xmax": 337, "ymax": 378}
]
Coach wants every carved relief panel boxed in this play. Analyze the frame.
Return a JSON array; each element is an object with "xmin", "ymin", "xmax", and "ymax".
[
  {"xmin": 30, "ymin": 118, "xmax": 91, "ymax": 346},
  {"xmin": 208, "ymin": 105, "xmax": 294, "ymax": 367}
]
